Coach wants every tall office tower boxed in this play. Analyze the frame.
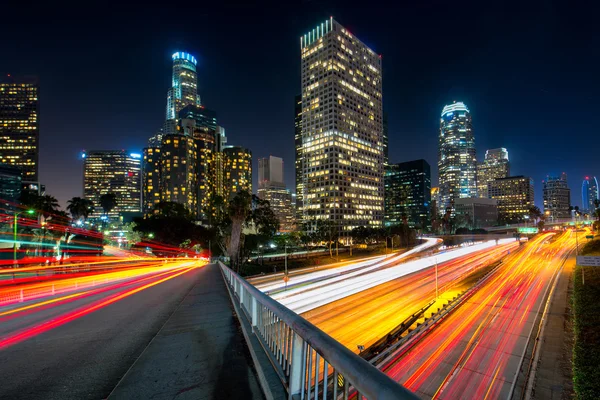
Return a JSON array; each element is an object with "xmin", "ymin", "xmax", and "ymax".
[
  {"xmin": 142, "ymin": 146, "xmax": 161, "ymax": 216},
  {"xmin": 258, "ymin": 156, "xmax": 295, "ymax": 232},
  {"xmin": 438, "ymin": 101, "xmax": 476, "ymax": 213},
  {"xmin": 160, "ymin": 133, "xmax": 197, "ymax": 213},
  {"xmin": 430, "ymin": 186, "xmax": 440, "ymax": 217},
  {"xmin": 543, "ymin": 173, "xmax": 571, "ymax": 219},
  {"xmin": 0, "ymin": 76, "xmax": 39, "ymax": 182},
  {"xmin": 223, "ymin": 146, "xmax": 252, "ymax": 200},
  {"xmin": 582, "ymin": 176, "xmax": 599, "ymax": 213},
  {"xmin": 165, "ymin": 52, "xmax": 201, "ymax": 134},
  {"xmin": 476, "ymin": 148, "xmax": 510, "ymax": 198},
  {"xmin": 294, "ymin": 94, "xmax": 304, "ymax": 222},
  {"xmin": 82, "ymin": 150, "xmax": 141, "ymax": 220},
  {"xmin": 300, "ymin": 18, "xmax": 384, "ymax": 236},
  {"xmin": 179, "ymin": 107, "xmax": 218, "ymax": 222},
  {"xmin": 488, "ymin": 176, "xmax": 535, "ymax": 223},
  {"xmin": 384, "ymin": 159, "xmax": 431, "ymax": 228},
  {"xmin": 383, "ymin": 111, "xmax": 389, "ymax": 165},
  {"xmin": 214, "ymin": 126, "xmax": 227, "ymax": 199}
]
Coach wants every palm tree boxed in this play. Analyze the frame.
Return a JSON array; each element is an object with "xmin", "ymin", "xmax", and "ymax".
[
  {"xmin": 99, "ymin": 193, "xmax": 118, "ymax": 217},
  {"xmin": 67, "ymin": 197, "xmax": 94, "ymax": 222},
  {"xmin": 227, "ymin": 190, "xmax": 252, "ymax": 271},
  {"xmin": 37, "ymin": 195, "xmax": 60, "ymax": 219}
]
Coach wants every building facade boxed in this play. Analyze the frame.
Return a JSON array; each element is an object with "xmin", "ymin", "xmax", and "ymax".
[
  {"xmin": 223, "ymin": 146, "xmax": 252, "ymax": 200},
  {"xmin": 83, "ymin": 150, "xmax": 141, "ymax": 220},
  {"xmin": 430, "ymin": 186, "xmax": 440, "ymax": 217},
  {"xmin": 581, "ymin": 176, "xmax": 599, "ymax": 214},
  {"xmin": 477, "ymin": 148, "xmax": 509, "ymax": 198},
  {"xmin": 438, "ymin": 102, "xmax": 476, "ymax": 212},
  {"xmin": 454, "ymin": 198, "xmax": 498, "ymax": 229},
  {"xmin": 299, "ymin": 18, "xmax": 384, "ymax": 235},
  {"xmin": 543, "ymin": 173, "xmax": 571, "ymax": 219},
  {"xmin": 165, "ymin": 52, "xmax": 201, "ymax": 134},
  {"xmin": 488, "ymin": 176, "xmax": 535, "ymax": 223},
  {"xmin": 384, "ymin": 159, "xmax": 431, "ymax": 228},
  {"xmin": 142, "ymin": 146, "xmax": 161, "ymax": 215},
  {"xmin": 160, "ymin": 134, "xmax": 197, "ymax": 213},
  {"xmin": 0, "ymin": 76, "xmax": 39, "ymax": 182},
  {"xmin": 258, "ymin": 156, "xmax": 295, "ymax": 232},
  {"xmin": 294, "ymin": 94, "xmax": 304, "ymax": 222},
  {"xmin": 0, "ymin": 165, "xmax": 22, "ymax": 205}
]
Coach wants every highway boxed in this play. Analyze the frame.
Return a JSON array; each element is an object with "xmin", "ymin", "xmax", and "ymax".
[
  {"xmin": 302, "ymin": 240, "xmax": 519, "ymax": 353},
  {"xmin": 382, "ymin": 230, "xmax": 577, "ymax": 399},
  {"xmin": 0, "ymin": 260, "xmax": 204, "ymax": 399}
]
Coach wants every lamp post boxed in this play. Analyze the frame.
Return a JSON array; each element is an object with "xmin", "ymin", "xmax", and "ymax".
[{"xmin": 13, "ymin": 209, "xmax": 35, "ymax": 265}]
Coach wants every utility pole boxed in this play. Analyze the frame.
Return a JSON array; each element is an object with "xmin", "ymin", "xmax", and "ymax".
[{"xmin": 435, "ymin": 257, "xmax": 439, "ymax": 300}]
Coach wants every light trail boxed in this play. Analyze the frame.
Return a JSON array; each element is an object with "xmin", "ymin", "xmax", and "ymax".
[{"xmin": 382, "ymin": 231, "xmax": 579, "ymax": 399}]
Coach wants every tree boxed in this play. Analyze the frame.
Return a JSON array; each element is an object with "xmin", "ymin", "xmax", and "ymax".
[
  {"xmin": 99, "ymin": 193, "xmax": 118, "ymax": 217},
  {"xmin": 153, "ymin": 201, "xmax": 191, "ymax": 218},
  {"xmin": 227, "ymin": 191, "xmax": 253, "ymax": 271},
  {"xmin": 19, "ymin": 192, "xmax": 61, "ymax": 219},
  {"xmin": 67, "ymin": 197, "xmax": 94, "ymax": 222}
]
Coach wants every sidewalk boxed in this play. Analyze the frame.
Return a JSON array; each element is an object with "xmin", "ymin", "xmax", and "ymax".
[
  {"xmin": 108, "ymin": 263, "xmax": 264, "ymax": 400},
  {"xmin": 531, "ymin": 257, "xmax": 574, "ymax": 399}
]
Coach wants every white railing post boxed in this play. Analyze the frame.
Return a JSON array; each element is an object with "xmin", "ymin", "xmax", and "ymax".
[
  {"xmin": 240, "ymin": 285, "xmax": 245, "ymax": 306},
  {"xmin": 251, "ymin": 296, "xmax": 258, "ymax": 329},
  {"xmin": 288, "ymin": 332, "xmax": 304, "ymax": 398}
]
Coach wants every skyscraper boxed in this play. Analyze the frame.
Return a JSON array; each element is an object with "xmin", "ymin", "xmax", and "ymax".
[
  {"xmin": 294, "ymin": 94, "xmax": 303, "ymax": 222},
  {"xmin": 543, "ymin": 173, "xmax": 571, "ymax": 219},
  {"xmin": 82, "ymin": 150, "xmax": 141, "ymax": 220},
  {"xmin": 300, "ymin": 18, "xmax": 384, "ymax": 235},
  {"xmin": 582, "ymin": 176, "xmax": 599, "ymax": 213},
  {"xmin": 384, "ymin": 159, "xmax": 431, "ymax": 228},
  {"xmin": 258, "ymin": 156, "xmax": 295, "ymax": 232},
  {"xmin": 476, "ymin": 148, "xmax": 510, "ymax": 198},
  {"xmin": 223, "ymin": 146, "xmax": 252, "ymax": 200},
  {"xmin": 0, "ymin": 76, "xmax": 39, "ymax": 182},
  {"xmin": 160, "ymin": 133, "xmax": 197, "ymax": 213},
  {"xmin": 142, "ymin": 145, "xmax": 161, "ymax": 215},
  {"xmin": 165, "ymin": 52, "xmax": 200, "ymax": 134},
  {"xmin": 488, "ymin": 176, "xmax": 534, "ymax": 223},
  {"xmin": 438, "ymin": 101, "xmax": 476, "ymax": 212}
]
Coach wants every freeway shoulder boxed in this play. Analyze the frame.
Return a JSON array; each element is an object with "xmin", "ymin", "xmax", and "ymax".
[{"xmin": 108, "ymin": 263, "xmax": 264, "ymax": 400}]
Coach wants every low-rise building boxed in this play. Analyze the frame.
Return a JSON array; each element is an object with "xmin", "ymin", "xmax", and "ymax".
[
  {"xmin": 454, "ymin": 198, "xmax": 498, "ymax": 228},
  {"xmin": 488, "ymin": 176, "xmax": 535, "ymax": 223}
]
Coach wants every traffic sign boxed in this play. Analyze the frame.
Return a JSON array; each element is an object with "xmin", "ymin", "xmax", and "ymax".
[
  {"xmin": 586, "ymin": 235, "xmax": 594, "ymax": 239},
  {"xmin": 577, "ymin": 256, "xmax": 600, "ymax": 267},
  {"xmin": 283, "ymin": 275, "xmax": 289, "ymax": 283}
]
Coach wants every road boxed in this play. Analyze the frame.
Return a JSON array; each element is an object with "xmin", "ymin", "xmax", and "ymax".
[
  {"xmin": 0, "ymin": 260, "xmax": 203, "ymax": 400},
  {"xmin": 383, "ymin": 231, "xmax": 577, "ymax": 399},
  {"xmin": 303, "ymin": 240, "xmax": 518, "ymax": 353}
]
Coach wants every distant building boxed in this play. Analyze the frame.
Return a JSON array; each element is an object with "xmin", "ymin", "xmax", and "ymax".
[
  {"xmin": 0, "ymin": 165, "xmax": 22, "ymax": 205},
  {"xmin": 581, "ymin": 176, "xmax": 599, "ymax": 214},
  {"xmin": 160, "ymin": 134, "xmax": 197, "ymax": 213},
  {"xmin": 477, "ymin": 148, "xmax": 509, "ymax": 198},
  {"xmin": 258, "ymin": 156, "xmax": 295, "ymax": 232},
  {"xmin": 83, "ymin": 150, "xmax": 141, "ymax": 220},
  {"xmin": 454, "ymin": 198, "xmax": 498, "ymax": 229},
  {"xmin": 294, "ymin": 94, "xmax": 303, "ymax": 223},
  {"xmin": 0, "ymin": 76, "xmax": 39, "ymax": 182},
  {"xmin": 384, "ymin": 159, "xmax": 431, "ymax": 228},
  {"xmin": 543, "ymin": 173, "xmax": 571, "ymax": 219},
  {"xmin": 488, "ymin": 176, "xmax": 535, "ymax": 223},
  {"xmin": 165, "ymin": 52, "xmax": 201, "ymax": 134},
  {"xmin": 299, "ymin": 18, "xmax": 384, "ymax": 235},
  {"xmin": 438, "ymin": 101, "xmax": 477, "ymax": 213},
  {"xmin": 223, "ymin": 146, "xmax": 252, "ymax": 200},
  {"xmin": 142, "ymin": 146, "xmax": 161, "ymax": 215},
  {"xmin": 431, "ymin": 186, "xmax": 440, "ymax": 217}
]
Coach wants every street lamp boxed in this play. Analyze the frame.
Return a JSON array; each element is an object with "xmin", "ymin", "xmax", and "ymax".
[{"xmin": 14, "ymin": 209, "xmax": 35, "ymax": 264}]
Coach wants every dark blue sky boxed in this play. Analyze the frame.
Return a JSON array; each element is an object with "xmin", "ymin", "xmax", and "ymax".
[{"xmin": 2, "ymin": 1, "xmax": 599, "ymax": 208}]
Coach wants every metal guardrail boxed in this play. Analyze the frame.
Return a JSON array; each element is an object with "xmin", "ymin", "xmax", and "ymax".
[{"xmin": 219, "ymin": 261, "xmax": 417, "ymax": 400}]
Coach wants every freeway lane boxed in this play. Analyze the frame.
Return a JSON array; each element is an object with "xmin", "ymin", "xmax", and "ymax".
[
  {"xmin": 303, "ymin": 241, "xmax": 518, "ymax": 353},
  {"xmin": 384, "ymin": 231, "xmax": 576, "ymax": 399},
  {"xmin": 0, "ymin": 262, "xmax": 203, "ymax": 400}
]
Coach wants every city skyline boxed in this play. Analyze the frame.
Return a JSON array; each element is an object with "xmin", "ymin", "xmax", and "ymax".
[{"xmin": 1, "ymin": 3, "xmax": 598, "ymax": 209}]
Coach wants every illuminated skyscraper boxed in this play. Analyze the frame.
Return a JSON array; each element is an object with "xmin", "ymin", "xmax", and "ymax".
[
  {"xmin": 142, "ymin": 145, "xmax": 161, "ymax": 216},
  {"xmin": 223, "ymin": 146, "xmax": 252, "ymax": 200},
  {"xmin": 384, "ymin": 159, "xmax": 431, "ymax": 228},
  {"xmin": 438, "ymin": 101, "xmax": 477, "ymax": 212},
  {"xmin": 294, "ymin": 94, "xmax": 303, "ymax": 221},
  {"xmin": 582, "ymin": 176, "xmax": 599, "ymax": 213},
  {"xmin": 165, "ymin": 52, "xmax": 200, "ymax": 134},
  {"xmin": 431, "ymin": 186, "xmax": 440, "ymax": 217},
  {"xmin": 258, "ymin": 156, "xmax": 295, "ymax": 232},
  {"xmin": 0, "ymin": 76, "xmax": 39, "ymax": 181},
  {"xmin": 300, "ymin": 18, "xmax": 384, "ymax": 235},
  {"xmin": 488, "ymin": 176, "xmax": 534, "ymax": 223},
  {"xmin": 160, "ymin": 133, "xmax": 197, "ymax": 213},
  {"xmin": 476, "ymin": 148, "xmax": 509, "ymax": 198},
  {"xmin": 82, "ymin": 150, "xmax": 141, "ymax": 220},
  {"xmin": 543, "ymin": 173, "xmax": 571, "ymax": 219}
]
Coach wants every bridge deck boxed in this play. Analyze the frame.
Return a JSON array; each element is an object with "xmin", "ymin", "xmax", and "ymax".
[{"xmin": 108, "ymin": 263, "xmax": 264, "ymax": 400}]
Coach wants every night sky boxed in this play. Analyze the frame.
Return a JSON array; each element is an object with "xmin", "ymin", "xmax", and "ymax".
[{"xmin": 2, "ymin": 1, "xmax": 599, "ymax": 209}]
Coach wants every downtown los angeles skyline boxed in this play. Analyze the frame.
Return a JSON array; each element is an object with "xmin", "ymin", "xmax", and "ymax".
[{"xmin": 1, "ymin": 2, "xmax": 598, "ymax": 208}]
